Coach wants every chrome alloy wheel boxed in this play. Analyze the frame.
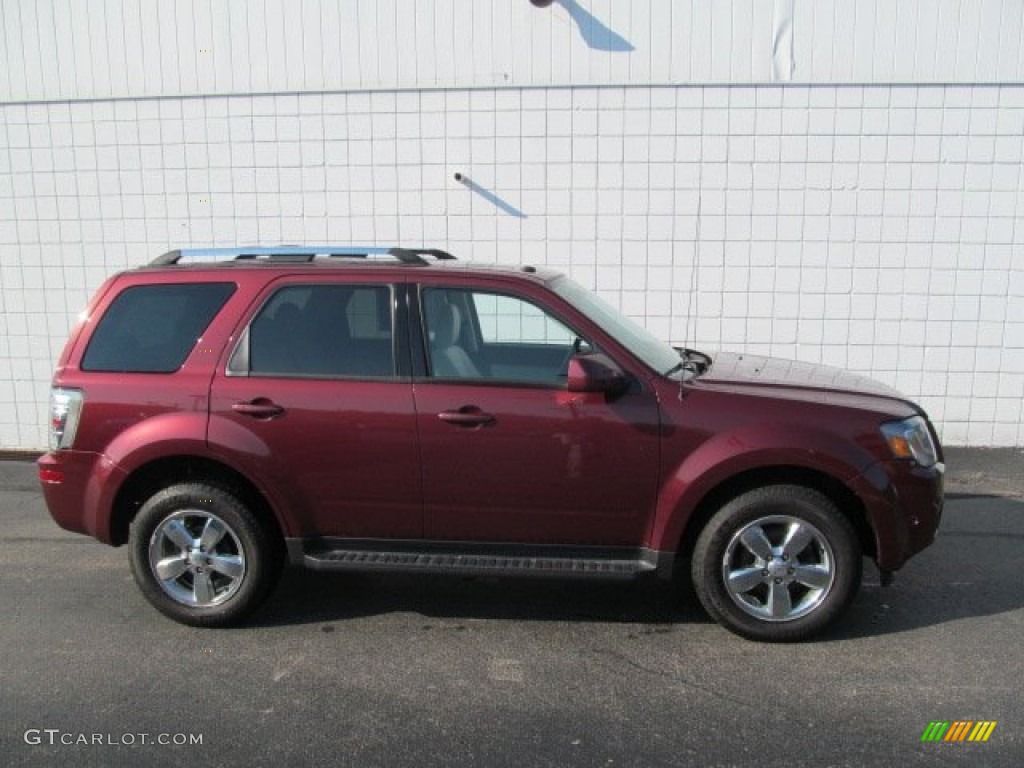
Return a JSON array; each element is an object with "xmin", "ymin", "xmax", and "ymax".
[
  {"xmin": 721, "ymin": 515, "xmax": 836, "ymax": 622},
  {"xmin": 148, "ymin": 510, "xmax": 246, "ymax": 607}
]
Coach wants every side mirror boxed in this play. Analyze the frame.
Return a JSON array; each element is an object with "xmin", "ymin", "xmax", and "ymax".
[{"xmin": 567, "ymin": 353, "xmax": 629, "ymax": 395}]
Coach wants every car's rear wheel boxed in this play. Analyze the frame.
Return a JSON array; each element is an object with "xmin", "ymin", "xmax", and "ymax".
[
  {"xmin": 129, "ymin": 483, "xmax": 279, "ymax": 626},
  {"xmin": 692, "ymin": 485, "xmax": 862, "ymax": 642}
]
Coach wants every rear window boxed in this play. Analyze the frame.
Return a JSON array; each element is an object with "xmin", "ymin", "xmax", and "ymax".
[{"xmin": 82, "ymin": 283, "xmax": 235, "ymax": 373}]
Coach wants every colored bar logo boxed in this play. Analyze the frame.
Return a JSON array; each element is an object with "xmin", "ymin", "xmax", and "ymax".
[{"xmin": 921, "ymin": 721, "xmax": 997, "ymax": 742}]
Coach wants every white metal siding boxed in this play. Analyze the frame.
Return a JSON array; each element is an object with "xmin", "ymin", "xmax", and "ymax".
[{"xmin": 3, "ymin": 0, "xmax": 1024, "ymax": 104}]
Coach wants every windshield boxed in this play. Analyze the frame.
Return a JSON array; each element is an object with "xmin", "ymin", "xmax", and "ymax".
[{"xmin": 550, "ymin": 276, "xmax": 683, "ymax": 377}]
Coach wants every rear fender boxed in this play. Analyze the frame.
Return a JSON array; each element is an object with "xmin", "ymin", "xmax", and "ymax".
[
  {"xmin": 87, "ymin": 413, "xmax": 211, "ymax": 542},
  {"xmin": 205, "ymin": 413, "xmax": 306, "ymax": 537},
  {"xmin": 102, "ymin": 412, "xmax": 211, "ymax": 472}
]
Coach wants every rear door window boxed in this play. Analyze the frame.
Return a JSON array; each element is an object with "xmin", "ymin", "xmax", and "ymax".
[
  {"xmin": 82, "ymin": 283, "xmax": 235, "ymax": 373},
  {"xmin": 240, "ymin": 284, "xmax": 395, "ymax": 378}
]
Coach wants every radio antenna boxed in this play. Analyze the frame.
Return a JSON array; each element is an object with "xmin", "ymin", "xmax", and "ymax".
[{"xmin": 685, "ymin": 191, "xmax": 702, "ymax": 356}]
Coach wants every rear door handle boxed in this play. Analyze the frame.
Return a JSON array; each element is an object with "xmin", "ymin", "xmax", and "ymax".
[
  {"xmin": 232, "ymin": 399, "xmax": 284, "ymax": 419},
  {"xmin": 438, "ymin": 407, "xmax": 495, "ymax": 427}
]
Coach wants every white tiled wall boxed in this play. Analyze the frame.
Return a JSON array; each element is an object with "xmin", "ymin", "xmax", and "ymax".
[
  {"xmin": 3, "ymin": 0, "xmax": 1023, "ymax": 103},
  {"xmin": 1, "ymin": 84, "xmax": 1022, "ymax": 448}
]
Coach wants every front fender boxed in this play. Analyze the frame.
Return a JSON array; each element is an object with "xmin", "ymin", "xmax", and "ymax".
[{"xmin": 649, "ymin": 423, "xmax": 878, "ymax": 553}]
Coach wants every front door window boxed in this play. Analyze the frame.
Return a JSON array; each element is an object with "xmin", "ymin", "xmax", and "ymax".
[{"xmin": 421, "ymin": 287, "xmax": 589, "ymax": 386}]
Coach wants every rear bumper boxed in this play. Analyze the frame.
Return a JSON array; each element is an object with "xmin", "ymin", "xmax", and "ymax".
[
  {"xmin": 37, "ymin": 450, "xmax": 127, "ymax": 545},
  {"xmin": 854, "ymin": 458, "xmax": 944, "ymax": 571}
]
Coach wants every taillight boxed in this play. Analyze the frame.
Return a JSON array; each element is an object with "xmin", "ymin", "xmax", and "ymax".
[{"xmin": 49, "ymin": 388, "xmax": 84, "ymax": 450}]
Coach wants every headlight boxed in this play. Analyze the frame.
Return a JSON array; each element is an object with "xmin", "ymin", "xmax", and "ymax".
[{"xmin": 880, "ymin": 415, "xmax": 937, "ymax": 467}]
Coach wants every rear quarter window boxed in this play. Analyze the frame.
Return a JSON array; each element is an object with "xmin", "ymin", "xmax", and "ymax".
[{"xmin": 81, "ymin": 282, "xmax": 235, "ymax": 373}]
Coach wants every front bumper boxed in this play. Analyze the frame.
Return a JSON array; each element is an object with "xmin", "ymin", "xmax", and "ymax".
[{"xmin": 854, "ymin": 458, "xmax": 944, "ymax": 571}]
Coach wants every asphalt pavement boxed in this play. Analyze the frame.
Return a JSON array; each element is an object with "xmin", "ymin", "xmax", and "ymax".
[{"xmin": 1, "ymin": 448, "xmax": 1021, "ymax": 767}]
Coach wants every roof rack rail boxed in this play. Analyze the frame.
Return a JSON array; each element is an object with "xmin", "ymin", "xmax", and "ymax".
[
  {"xmin": 388, "ymin": 247, "xmax": 457, "ymax": 265},
  {"xmin": 150, "ymin": 246, "xmax": 457, "ymax": 267}
]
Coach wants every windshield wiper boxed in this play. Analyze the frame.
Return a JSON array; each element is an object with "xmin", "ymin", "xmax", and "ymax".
[
  {"xmin": 664, "ymin": 357, "xmax": 699, "ymax": 378},
  {"xmin": 672, "ymin": 348, "xmax": 712, "ymax": 377}
]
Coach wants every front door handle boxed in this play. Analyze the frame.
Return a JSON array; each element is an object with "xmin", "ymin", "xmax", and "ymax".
[
  {"xmin": 232, "ymin": 399, "xmax": 284, "ymax": 419},
  {"xmin": 438, "ymin": 407, "xmax": 495, "ymax": 427}
]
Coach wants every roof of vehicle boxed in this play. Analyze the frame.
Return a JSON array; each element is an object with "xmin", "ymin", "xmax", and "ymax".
[{"xmin": 135, "ymin": 245, "xmax": 562, "ymax": 283}]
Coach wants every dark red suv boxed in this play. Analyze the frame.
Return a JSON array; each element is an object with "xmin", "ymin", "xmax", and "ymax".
[{"xmin": 38, "ymin": 246, "xmax": 944, "ymax": 641}]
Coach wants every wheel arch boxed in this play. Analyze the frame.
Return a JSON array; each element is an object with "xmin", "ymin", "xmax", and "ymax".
[
  {"xmin": 109, "ymin": 455, "xmax": 285, "ymax": 557},
  {"xmin": 675, "ymin": 465, "xmax": 875, "ymax": 563}
]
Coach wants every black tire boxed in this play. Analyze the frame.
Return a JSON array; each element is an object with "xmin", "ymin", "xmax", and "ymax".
[
  {"xmin": 129, "ymin": 483, "xmax": 280, "ymax": 627},
  {"xmin": 691, "ymin": 485, "xmax": 862, "ymax": 642}
]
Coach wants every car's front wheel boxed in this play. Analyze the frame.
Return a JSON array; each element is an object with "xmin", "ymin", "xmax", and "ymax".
[
  {"xmin": 129, "ymin": 483, "xmax": 279, "ymax": 626},
  {"xmin": 692, "ymin": 485, "xmax": 862, "ymax": 642}
]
